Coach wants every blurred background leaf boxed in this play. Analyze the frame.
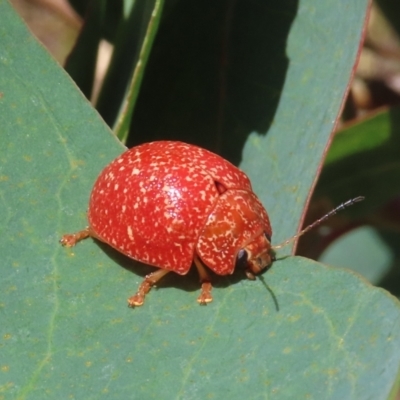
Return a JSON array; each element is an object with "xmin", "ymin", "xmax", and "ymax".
[{"xmin": 298, "ymin": 105, "xmax": 400, "ymax": 301}]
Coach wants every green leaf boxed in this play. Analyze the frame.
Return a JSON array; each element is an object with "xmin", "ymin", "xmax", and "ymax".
[
  {"xmin": 320, "ymin": 226, "xmax": 394, "ymax": 284},
  {"xmin": 315, "ymin": 106, "xmax": 400, "ymax": 214},
  {"xmin": 2, "ymin": 1, "xmax": 400, "ymax": 400},
  {"xmin": 309, "ymin": 107, "xmax": 400, "ymax": 296},
  {"xmin": 113, "ymin": 0, "xmax": 165, "ymax": 142},
  {"xmin": 95, "ymin": 0, "xmax": 163, "ymax": 136}
]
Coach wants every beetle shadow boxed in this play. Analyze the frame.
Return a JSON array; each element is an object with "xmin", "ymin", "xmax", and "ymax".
[
  {"xmin": 96, "ymin": 240, "xmax": 205, "ymax": 294},
  {"xmin": 96, "ymin": 240, "xmax": 280, "ymax": 311},
  {"xmin": 96, "ymin": 240, "xmax": 235, "ymax": 294},
  {"xmin": 128, "ymin": 0, "xmax": 299, "ymax": 165}
]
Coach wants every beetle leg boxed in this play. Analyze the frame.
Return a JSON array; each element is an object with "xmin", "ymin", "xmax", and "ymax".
[
  {"xmin": 245, "ymin": 269, "xmax": 256, "ymax": 280},
  {"xmin": 60, "ymin": 226, "xmax": 107, "ymax": 247},
  {"xmin": 193, "ymin": 256, "xmax": 213, "ymax": 305},
  {"xmin": 127, "ymin": 269, "xmax": 170, "ymax": 307},
  {"xmin": 60, "ymin": 226, "xmax": 95, "ymax": 247}
]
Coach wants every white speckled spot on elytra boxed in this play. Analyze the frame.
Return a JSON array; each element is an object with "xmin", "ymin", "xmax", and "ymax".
[{"xmin": 127, "ymin": 226, "xmax": 134, "ymax": 241}]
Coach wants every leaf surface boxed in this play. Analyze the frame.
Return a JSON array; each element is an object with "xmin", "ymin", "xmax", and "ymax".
[{"xmin": 2, "ymin": 1, "xmax": 399, "ymax": 400}]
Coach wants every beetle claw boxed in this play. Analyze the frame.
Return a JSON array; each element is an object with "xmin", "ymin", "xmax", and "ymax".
[
  {"xmin": 128, "ymin": 280, "xmax": 154, "ymax": 307},
  {"xmin": 60, "ymin": 227, "xmax": 91, "ymax": 247},
  {"xmin": 127, "ymin": 294, "xmax": 145, "ymax": 307},
  {"xmin": 245, "ymin": 269, "xmax": 256, "ymax": 280},
  {"xmin": 197, "ymin": 282, "xmax": 213, "ymax": 305},
  {"xmin": 128, "ymin": 269, "xmax": 170, "ymax": 307}
]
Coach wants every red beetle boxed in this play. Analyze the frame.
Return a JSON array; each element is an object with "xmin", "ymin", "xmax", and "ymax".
[{"xmin": 61, "ymin": 141, "xmax": 363, "ymax": 306}]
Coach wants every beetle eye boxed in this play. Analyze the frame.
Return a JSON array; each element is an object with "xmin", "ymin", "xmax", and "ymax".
[
  {"xmin": 235, "ymin": 249, "xmax": 248, "ymax": 269},
  {"xmin": 264, "ymin": 232, "xmax": 272, "ymax": 242}
]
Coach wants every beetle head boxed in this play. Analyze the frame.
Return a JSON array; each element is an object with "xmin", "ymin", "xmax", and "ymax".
[{"xmin": 236, "ymin": 233, "xmax": 273, "ymax": 279}]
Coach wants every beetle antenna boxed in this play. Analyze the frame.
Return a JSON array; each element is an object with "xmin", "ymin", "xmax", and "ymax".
[{"xmin": 272, "ymin": 196, "xmax": 365, "ymax": 250}]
